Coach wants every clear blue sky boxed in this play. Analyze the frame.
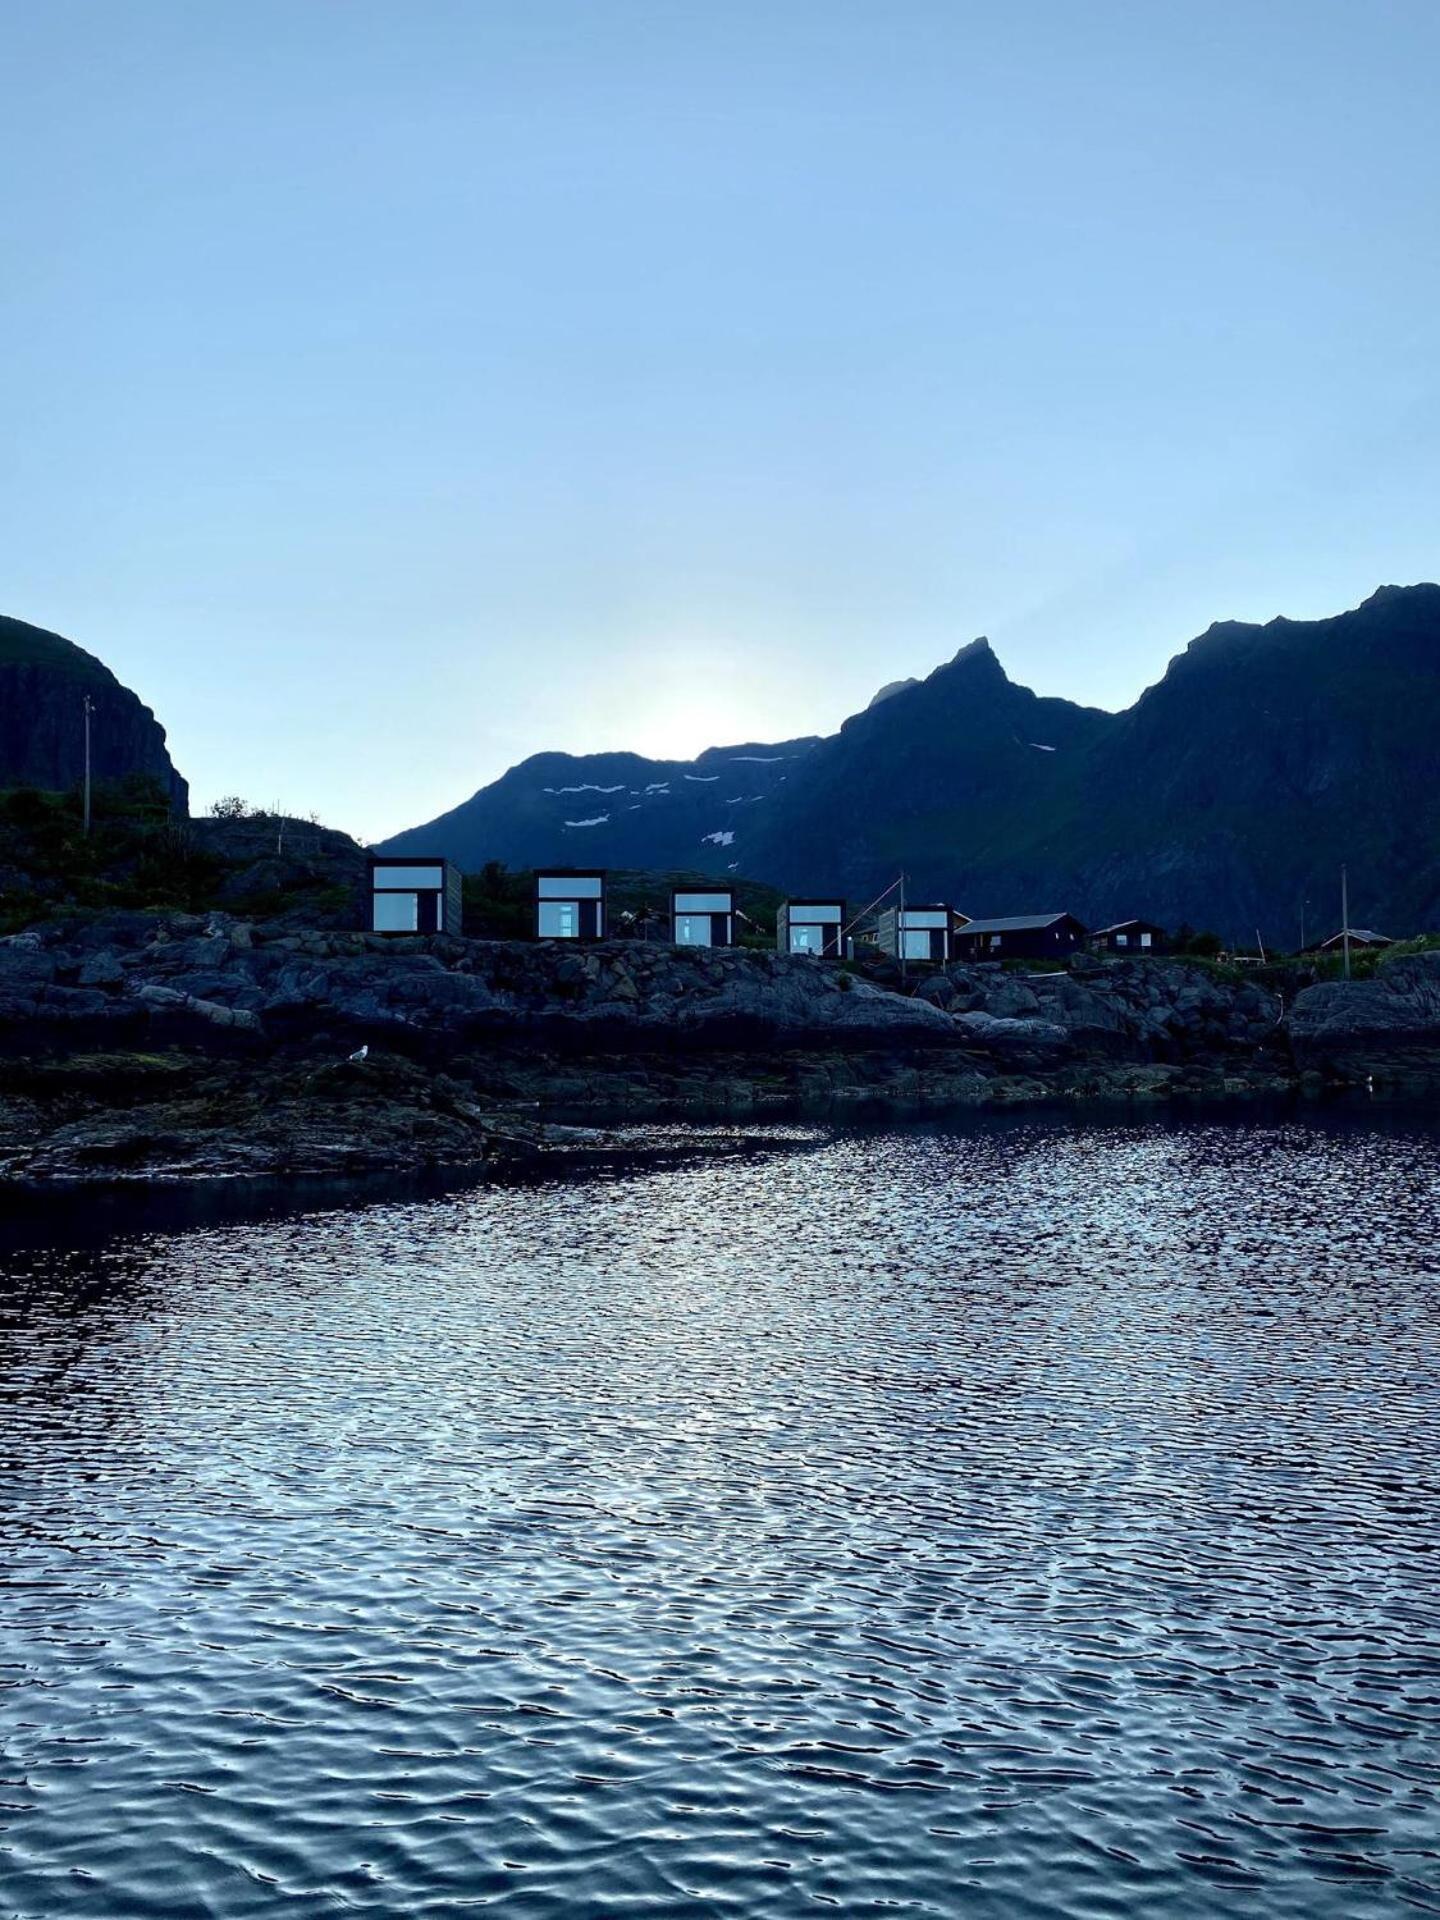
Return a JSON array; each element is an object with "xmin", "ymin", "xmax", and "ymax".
[{"xmin": 3, "ymin": 1, "xmax": 1438, "ymax": 841}]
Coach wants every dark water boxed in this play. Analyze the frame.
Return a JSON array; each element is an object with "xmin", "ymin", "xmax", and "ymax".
[{"xmin": 3, "ymin": 1114, "xmax": 1440, "ymax": 1919}]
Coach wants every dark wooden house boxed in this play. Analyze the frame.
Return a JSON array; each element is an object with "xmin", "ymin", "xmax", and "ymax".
[
  {"xmin": 1312, "ymin": 926, "xmax": 1392, "ymax": 953},
  {"xmin": 1089, "ymin": 919, "xmax": 1168, "ymax": 955},
  {"xmin": 952, "ymin": 912, "xmax": 1089, "ymax": 962},
  {"xmin": 535, "ymin": 869, "xmax": 606, "ymax": 940},
  {"xmin": 368, "ymin": 856, "xmax": 463, "ymax": 935}
]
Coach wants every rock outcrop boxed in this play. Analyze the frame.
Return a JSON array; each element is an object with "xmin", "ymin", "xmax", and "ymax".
[
  {"xmin": 0, "ymin": 919, "xmax": 1360, "ymax": 1185},
  {"xmin": 916, "ymin": 953, "xmax": 1283, "ymax": 1064},
  {"xmin": 1288, "ymin": 950, "xmax": 1440, "ymax": 1084}
]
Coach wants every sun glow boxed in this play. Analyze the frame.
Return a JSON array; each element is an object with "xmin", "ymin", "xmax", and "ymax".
[{"xmin": 599, "ymin": 642, "xmax": 784, "ymax": 762}]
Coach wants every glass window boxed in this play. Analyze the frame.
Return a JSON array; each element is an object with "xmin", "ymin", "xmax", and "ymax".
[
  {"xmin": 373, "ymin": 892, "xmax": 418, "ymax": 932},
  {"xmin": 674, "ymin": 893, "xmax": 732, "ymax": 915},
  {"xmin": 791, "ymin": 925, "xmax": 823, "ymax": 953},
  {"xmin": 902, "ymin": 930, "xmax": 931, "ymax": 959},
  {"xmin": 371, "ymin": 865, "xmax": 444, "ymax": 891},
  {"xmin": 538, "ymin": 875, "xmax": 603, "ymax": 899},
  {"xmin": 675, "ymin": 914, "xmax": 712, "ymax": 946},
  {"xmin": 539, "ymin": 901, "xmax": 579, "ymax": 938},
  {"xmin": 1116, "ymin": 933, "xmax": 1128, "ymax": 947},
  {"xmin": 1140, "ymin": 932, "xmax": 1152, "ymax": 948}
]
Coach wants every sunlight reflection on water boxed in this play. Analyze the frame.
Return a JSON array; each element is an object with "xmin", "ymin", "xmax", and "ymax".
[{"xmin": 2, "ymin": 1112, "xmax": 1439, "ymax": 1918}]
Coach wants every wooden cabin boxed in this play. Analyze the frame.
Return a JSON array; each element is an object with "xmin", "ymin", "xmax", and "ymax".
[
  {"xmin": 778, "ymin": 899, "xmax": 845, "ymax": 957},
  {"xmin": 672, "ymin": 888, "xmax": 735, "ymax": 947},
  {"xmin": 1312, "ymin": 927, "xmax": 1393, "ymax": 953},
  {"xmin": 952, "ymin": 912, "xmax": 1089, "ymax": 963},
  {"xmin": 368, "ymin": 856, "xmax": 463, "ymax": 935},
  {"xmin": 875, "ymin": 905, "xmax": 952, "ymax": 965},
  {"xmin": 1090, "ymin": 919, "xmax": 1167, "ymax": 956},
  {"xmin": 535, "ymin": 869, "xmax": 606, "ymax": 940}
]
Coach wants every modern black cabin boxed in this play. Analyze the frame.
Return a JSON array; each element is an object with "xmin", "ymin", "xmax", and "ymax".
[
  {"xmin": 535, "ymin": 869, "xmax": 606, "ymax": 940},
  {"xmin": 368, "ymin": 856, "xmax": 463, "ymax": 935},
  {"xmin": 875, "ymin": 905, "xmax": 952, "ymax": 965},
  {"xmin": 953, "ymin": 912, "xmax": 1089, "ymax": 962},
  {"xmin": 778, "ymin": 899, "xmax": 845, "ymax": 957},
  {"xmin": 1090, "ymin": 919, "xmax": 1168, "ymax": 955},
  {"xmin": 672, "ymin": 888, "xmax": 735, "ymax": 947}
]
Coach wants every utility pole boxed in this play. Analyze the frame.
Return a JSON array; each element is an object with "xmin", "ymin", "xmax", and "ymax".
[
  {"xmin": 898, "ymin": 870, "xmax": 908, "ymax": 988},
  {"xmin": 1299, "ymin": 895, "xmax": 1307, "ymax": 954},
  {"xmin": 82, "ymin": 695, "xmax": 93, "ymax": 835},
  {"xmin": 1341, "ymin": 864, "xmax": 1351, "ymax": 981}
]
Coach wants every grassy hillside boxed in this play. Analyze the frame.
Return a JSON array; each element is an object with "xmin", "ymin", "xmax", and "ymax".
[{"xmin": 0, "ymin": 782, "xmax": 361, "ymax": 933}]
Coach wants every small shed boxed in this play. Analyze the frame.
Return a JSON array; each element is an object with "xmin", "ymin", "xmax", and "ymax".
[
  {"xmin": 1314, "ymin": 926, "xmax": 1392, "ymax": 952},
  {"xmin": 953, "ymin": 912, "xmax": 1089, "ymax": 962},
  {"xmin": 875, "ymin": 905, "xmax": 952, "ymax": 965},
  {"xmin": 672, "ymin": 888, "xmax": 735, "ymax": 947},
  {"xmin": 1090, "ymin": 918, "xmax": 1168, "ymax": 955},
  {"xmin": 368, "ymin": 856, "xmax": 463, "ymax": 935},
  {"xmin": 778, "ymin": 899, "xmax": 845, "ymax": 957},
  {"xmin": 535, "ymin": 869, "xmax": 606, "ymax": 940}
]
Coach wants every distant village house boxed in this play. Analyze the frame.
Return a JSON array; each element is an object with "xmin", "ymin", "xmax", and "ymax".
[
  {"xmin": 1309, "ymin": 927, "xmax": 1392, "ymax": 953},
  {"xmin": 778, "ymin": 899, "xmax": 845, "ymax": 957},
  {"xmin": 535, "ymin": 869, "xmax": 606, "ymax": 940},
  {"xmin": 876, "ymin": 905, "xmax": 954, "ymax": 965},
  {"xmin": 368, "ymin": 856, "xmax": 463, "ymax": 935},
  {"xmin": 672, "ymin": 888, "xmax": 735, "ymax": 947},
  {"xmin": 952, "ymin": 912, "xmax": 1089, "ymax": 962},
  {"xmin": 1090, "ymin": 919, "xmax": 1167, "ymax": 955}
]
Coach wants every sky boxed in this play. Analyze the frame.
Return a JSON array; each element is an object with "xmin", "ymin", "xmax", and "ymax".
[{"xmin": 3, "ymin": 1, "xmax": 1439, "ymax": 842}]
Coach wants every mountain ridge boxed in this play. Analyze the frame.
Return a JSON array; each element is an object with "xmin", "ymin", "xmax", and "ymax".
[{"xmin": 383, "ymin": 585, "xmax": 1440, "ymax": 939}]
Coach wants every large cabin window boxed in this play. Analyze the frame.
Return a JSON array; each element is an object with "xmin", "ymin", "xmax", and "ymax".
[
  {"xmin": 539, "ymin": 901, "xmax": 578, "ymax": 938},
  {"xmin": 373, "ymin": 892, "xmax": 418, "ymax": 932}
]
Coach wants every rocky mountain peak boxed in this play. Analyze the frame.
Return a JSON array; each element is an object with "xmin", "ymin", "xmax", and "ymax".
[
  {"xmin": 0, "ymin": 614, "xmax": 188, "ymax": 811},
  {"xmin": 867, "ymin": 677, "xmax": 919, "ymax": 708}
]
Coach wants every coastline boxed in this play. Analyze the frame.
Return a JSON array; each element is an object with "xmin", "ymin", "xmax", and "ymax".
[{"xmin": 3, "ymin": 913, "xmax": 1436, "ymax": 1186}]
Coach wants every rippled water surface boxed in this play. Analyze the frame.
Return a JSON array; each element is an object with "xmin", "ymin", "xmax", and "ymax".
[{"xmin": 4, "ymin": 1113, "xmax": 1440, "ymax": 1918}]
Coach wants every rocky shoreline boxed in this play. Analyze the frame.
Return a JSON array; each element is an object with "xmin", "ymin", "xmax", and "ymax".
[{"xmin": 2, "ymin": 911, "xmax": 1436, "ymax": 1183}]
